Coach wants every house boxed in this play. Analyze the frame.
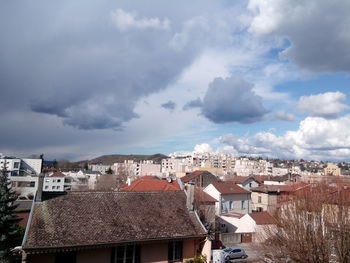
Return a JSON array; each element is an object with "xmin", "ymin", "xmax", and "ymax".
[
  {"xmin": 121, "ymin": 176, "xmax": 181, "ymax": 191},
  {"xmin": 249, "ymin": 212, "xmax": 277, "ymax": 243},
  {"xmin": 181, "ymin": 170, "xmax": 220, "ymax": 188},
  {"xmin": 228, "ymin": 176, "xmax": 260, "ymax": 190},
  {"xmin": 219, "ymin": 213, "xmax": 256, "ymax": 244},
  {"xmin": 22, "ymin": 191, "xmax": 207, "ymax": 263},
  {"xmin": 204, "ymin": 182, "xmax": 251, "ymax": 215},
  {"xmin": 193, "ymin": 188, "xmax": 217, "ymax": 230},
  {"xmin": 43, "ymin": 172, "xmax": 65, "ymax": 192}
]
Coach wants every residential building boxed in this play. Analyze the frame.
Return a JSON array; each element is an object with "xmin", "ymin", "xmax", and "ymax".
[
  {"xmin": 43, "ymin": 172, "xmax": 65, "ymax": 192},
  {"xmin": 22, "ymin": 191, "xmax": 207, "ymax": 263},
  {"xmin": 88, "ymin": 164, "xmax": 111, "ymax": 173},
  {"xmin": 181, "ymin": 170, "xmax": 220, "ymax": 188},
  {"xmin": 161, "ymin": 157, "xmax": 193, "ymax": 175},
  {"xmin": 324, "ymin": 162, "xmax": 341, "ymax": 176},
  {"xmin": 204, "ymin": 182, "xmax": 252, "ymax": 215},
  {"xmin": 228, "ymin": 176, "xmax": 260, "ymax": 190},
  {"xmin": 10, "ymin": 176, "xmax": 38, "ymax": 199},
  {"xmin": 249, "ymin": 212, "xmax": 277, "ymax": 243},
  {"xmin": 219, "ymin": 213, "xmax": 256, "ymax": 243}
]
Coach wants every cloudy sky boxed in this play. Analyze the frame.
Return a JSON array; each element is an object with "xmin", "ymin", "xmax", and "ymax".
[{"xmin": 1, "ymin": 0, "xmax": 350, "ymax": 161}]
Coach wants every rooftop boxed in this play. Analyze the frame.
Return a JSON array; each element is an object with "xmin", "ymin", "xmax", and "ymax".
[
  {"xmin": 23, "ymin": 191, "xmax": 205, "ymax": 252},
  {"xmin": 212, "ymin": 182, "xmax": 250, "ymax": 194},
  {"xmin": 250, "ymin": 211, "xmax": 276, "ymax": 225},
  {"xmin": 121, "ymin": 177, "xmax": 180, "ymax": 191}
]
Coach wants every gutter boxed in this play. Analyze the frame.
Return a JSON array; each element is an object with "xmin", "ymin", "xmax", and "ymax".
[{"xmin": 21, "ymin": 192, "xmax": 37, "ymax": 248}]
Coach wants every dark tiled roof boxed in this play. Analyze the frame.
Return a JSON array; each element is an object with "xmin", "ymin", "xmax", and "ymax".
[
  {"xmin": 195, "ymin": 188, "xmax": 217, "ymax": 203},
  {"xmin": 121, "ymin": 177, "xmax": 180, "ymax": 191},
  {"xmin": 181, "ymin": 170, "xmax": 217, "ymax": 183},
  {"xmin": 212, "ymin": 182, "xmax": 250, "ymax": 194},
  {"xmin": 23, "ymin": 191, "xmax": 205, "ymax": 251},
  {"xmin": 250, "ymin": 212, "xmax": 276, "ymax": 225},
  {"xmin": 251, "ymin": 184, "xmax": 292, "ymax": 193}
]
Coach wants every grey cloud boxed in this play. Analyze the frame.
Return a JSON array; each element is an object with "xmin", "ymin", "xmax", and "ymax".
[
  {"xmin": 201, "ymin": 76, "xmax": 268, "ymax": 124},
  {"xmin": 272, "ymin": 110, "xmax": 296, "ymax": 122},
  {"xmin": 161, "ymin": 101, "xmax": 176, "ymax": 110},
  {"xmin": 0, "ymin": 0, "xmax": 223, "ymax": 130},
  {"xmin": 183, "ymin": 98, "xmax": 203, "ymax": 110},
  {"xmin": 249, "ymin": 0, "xmax": 350, "ymax": 72}
]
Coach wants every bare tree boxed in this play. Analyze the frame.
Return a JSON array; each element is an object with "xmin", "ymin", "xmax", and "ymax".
[
  {"xmin": 115, "ymin": 164, "xmax": 132, "ymax": 191},
  {"xmin": 264, "ymin": 184, "xmax": 350, "ymax": 263}
]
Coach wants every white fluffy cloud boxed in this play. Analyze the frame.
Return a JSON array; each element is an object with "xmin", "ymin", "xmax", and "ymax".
[
  {"xmin": 297, "ymin": 92, "xmax": 348, "ymax": 118},
  {"xmin": 273, "ymin": 110, "xmax": 296, "ymax": 122},
  {"xmin": 219, "ymin": 115, "xmax": 350, "ymax": 160},
  {"xmin": 194, "ymin": 143, "xmax": 212, "ymax": 154},
  {"xmin": 248, "ymin": 0, "xmax": 350, "ymax": 72},
  {"xmin": 110, "ymin": 9, "xmax": 170, "ymax": 31}
]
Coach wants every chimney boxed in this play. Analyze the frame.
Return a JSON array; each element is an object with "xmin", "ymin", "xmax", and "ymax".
[
  {"xmin": 35, "ymin": 174, "xmax": 44, "ymax": 203},
  {"xmin": 186, "ymin": 183, "xmax": 195, "ymax": 211}
]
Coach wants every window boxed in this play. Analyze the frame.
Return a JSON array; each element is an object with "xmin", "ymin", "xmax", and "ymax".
[
  {"xmin": 241, "ymin": 200, "xmax": 245, "ymax": 209},
  {"xmin": 55, "ymin": 251, "xmax": 76, "ymax": 263},
  {"xmin": 29, "ymin": 181, "xmax": 35, "ymax": 187},
  {"xmin": 258, "ymin": 196, "xmax": 262, "ymax": 204},
  {"xmin": 112, "ymin": 245, "xmax": 140, "ymax": 263},
  {"xmin": 45, "ymin": 186, "xmax": 49, "ymax": 190},
  {"xmin": 57, "ymin": 179, "xmax": 61, "ymax": 183},
  {"xmin": 14, "ymin": 162, "xmax": 20, "ymax": 169},
  {"xmin": 57, "ymin": 186, "xmax": 60, "ymax": 189},
  {"xmin": 229, "ymin": 200, "xmax": 233, "ymax": 210},
  {"xmin": 53, "ymin": 179, "xmax": 56, "ymax": 183},
  {"xmin": 221, "ymin": 200, "xmax": 227, "ymax": 212},
  {"xmin": 45, "ymin": 179, "xmax": 50, "ymax": 182},
  {"xmin": 52, "ymin": 186, "xmax": 56, "ymax": 190},
  {"xmin": 168, "ymin": 241, "xmax": 183, "ymax": 262}
]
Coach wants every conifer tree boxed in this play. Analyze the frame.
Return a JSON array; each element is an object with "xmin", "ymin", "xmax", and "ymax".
[{"xmin": 0, "ymin": 162, "xmax": 21, "ymax": 263}]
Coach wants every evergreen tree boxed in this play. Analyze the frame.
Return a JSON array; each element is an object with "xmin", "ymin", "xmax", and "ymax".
[{"xmin": 0, "ymin": 163, "xmax": 21, "ymax": 263}]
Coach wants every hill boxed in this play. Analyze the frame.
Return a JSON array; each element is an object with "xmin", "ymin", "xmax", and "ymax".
[{"xmin": 77, "ymin": 153, "xmax": 168, "ymax": 165}]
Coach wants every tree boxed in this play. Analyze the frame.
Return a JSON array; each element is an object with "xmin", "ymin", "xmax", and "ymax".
[
  {"xmin": 264, "ymin": 184, "xmax": 350, "ymax": 263},
  {"xmin": 0, "ymin": 163, "xmax": 22, "ymax": 263},
  {"xmin": 105, "ymin": 167, "xmax": 113, "ymax": 175}
]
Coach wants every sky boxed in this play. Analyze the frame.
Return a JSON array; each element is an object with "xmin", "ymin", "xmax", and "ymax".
[{"xmin": 1, "ymin": 0, "xmax": 350, "ymax": 161}]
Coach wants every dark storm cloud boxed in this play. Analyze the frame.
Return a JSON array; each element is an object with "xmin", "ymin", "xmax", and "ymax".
[
  {"xmin": 182, "ymin": 97, "xmax": 203, "ymax": 110},
  {"xmin": 249, "ymin": 0, "xmax": 350, "ymax": 72},
  {"xmin": 201, "ymin": 76, "xmax": 268, "ymax": 124},
  {"xmin": 161, "ymin": 101, "xmax": 176, "ymax": 110},
  {"xmin": 0, "ymin": 0, "xmax": 216, "ymax": 130}
]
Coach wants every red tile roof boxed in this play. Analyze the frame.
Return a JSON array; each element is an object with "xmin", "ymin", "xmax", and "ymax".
[
  {"xmin": 212, "ymin": 182, "xmax": 250, "ymax": 194},
  {"xmin": 121, "ymin": 177, "xmax": 180, "ymax": 191},
  {"xmin": 50, "ymin": 171, "xmax": 65, "ymax": 177},
  {"xmin": 250, "ymin": 212, "xmax": 276, "ymax": 225}
]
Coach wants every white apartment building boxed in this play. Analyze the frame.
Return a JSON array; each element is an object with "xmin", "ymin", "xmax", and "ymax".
[
  {"xmin": 114, "ymin": 160, "xmax": 161, "ymax": 177},
  {"xmin": 161, "ymin": 157, "xmax": 192, "ymax": 175},
  {"xmin": 0, "ymin": 156, "xmax": 42, "ymax": 176},
  {"xmin": 10, "ymin": 176, "xmax": 38, "ymax": 199},
  {"xmin": 88, "ymin": 164, "xmax": 111, "ymax": 173},
  {"xmin": 43, "ymin": 172, "xmax": 65, "ymax": 192}
]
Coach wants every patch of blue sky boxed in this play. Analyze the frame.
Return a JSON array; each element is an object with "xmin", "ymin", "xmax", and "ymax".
[{"xmin": 275, "ymin": 72, "xmax": 350, "ymax": 101}]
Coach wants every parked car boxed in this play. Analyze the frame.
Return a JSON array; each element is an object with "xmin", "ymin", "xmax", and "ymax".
[
  {"xmin": 223, "ymin": 247, "xmax": 248, "ymax": 260},
  {"xmin": 211, "ymin": 240, "xmax": 225, "ymax": 249}
]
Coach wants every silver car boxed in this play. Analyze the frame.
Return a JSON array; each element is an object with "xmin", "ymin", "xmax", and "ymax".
[{"xmin": 223, "ymin": 247, "xmax": 248, "ymax": 260}]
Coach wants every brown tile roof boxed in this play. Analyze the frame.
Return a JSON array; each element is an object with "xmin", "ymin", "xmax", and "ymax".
[
  {"xmin": 121, "ymin": 177, "xmax": 180, "ymax": 191},
  {"xmin": 195, "ymin": 188, "xmax": 217, "ymax": 203},
  {"xmin": 50, "ymin": 171, "xmax": 65, "ymax": 177},
  {"xmin": 23, "ymin": 191, "xmax": 205, "ymax": 251},
  {"xmin": 251, "ymin": 184, "xmax": 293, "ymax": 193},
  {"xmin": 181, "ymin": 170, "xmax": 216, "ymax": 183},
  {"xmin": 212, "ymin": 182, "xmax": 250, "ymax": 194},
  {"xmin": 250, "ymin": 212, "xmax": 276, "ymax": 225}
]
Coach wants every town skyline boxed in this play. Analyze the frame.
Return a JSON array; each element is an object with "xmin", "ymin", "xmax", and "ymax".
[{"xmin": 2, "ymin": 1, "xmax": 350, "ymax": 162}]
